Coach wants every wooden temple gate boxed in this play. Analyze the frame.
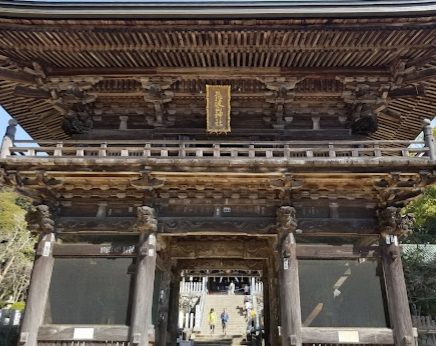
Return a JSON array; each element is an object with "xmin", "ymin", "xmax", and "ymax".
[{"xmin": 0, "ymin": 1, "xmax": 435, "ymax": 345}]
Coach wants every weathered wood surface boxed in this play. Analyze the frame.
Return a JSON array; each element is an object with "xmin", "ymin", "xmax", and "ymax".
[
  {"xmin": 6, "ymin": 139, "xmax": 431, "ymax": 160},
  {"xmin": 20, "ymin": 233, "xmax": 56, "ymax": 346},
  {"xmin": 382, "ymin": 243, "xmax": 416, "ymax": 346},
  {"xmin": 129, "ymin": 233, "xmax": 157, "ymax": 346},
  {"xmin": 280, "ymin": 233, "xmax": 303, "ymax": 346},
  {"xmin": 55, "ymin": 217, "xmax": 136, "ymax": 233},
  {"xmin": 38, "ymin": 343, "xmax": 130, "ymax": 346},
  {"xmin": 167, "ymin": 268, "xmax": 181, "ymax": 345},
  {"xmin": 53, "ymin": 216, "xmax": 377, "ymax": 235},
  {"xmin": 52, "ymin": 244, "xmax": 137, "ymax": 257},
  {"xmin": 38, "ymin": 325, "xmax": 130, "ymax": 342},
  {"xmin": 155, "ymin": 271, "xmax": 170, "ymax": 346},
  {"xmin": 169, "ymin": 237, "xmax": 271, "ymax": 259},
  {"xmin": 0, "ymin": 16, "xmax": 434, "ymax": 142},
  {"xmin": 296, "ymin": 244, "xmax": 379, "ymax": 258},
  {"xmin": 301, "ymin": 327, "xmax": 394, "ymax": 344}
]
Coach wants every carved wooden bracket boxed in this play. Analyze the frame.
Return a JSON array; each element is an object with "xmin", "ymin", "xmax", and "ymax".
[
  {"xmin": 134, "ymin": 206, "xmax": 158, "ymax": 234},
  {"xmin": 129, "ymin": 170, "xmax": 165, "ymax": 190},
  {"xmin": 377, "ymin": 206, "xmax": 414, "ymax": 237},
  {"xmin": 276, "ymin": 206, "xmax": 298, "ymax": 252},
  {"xmin": 26, "ymin": 204, "xmax": 55, "ymax": 234},
  {"xmin": 138, "ymin": 77, "xmax": 177, "ymax": 128},
  {"xmin": 4, "ymin": 59, "xmax": 101, "ymax": 135},
  {"xmin": 258, "ymin": 77, "xmax": 303, "ymax": 129}
]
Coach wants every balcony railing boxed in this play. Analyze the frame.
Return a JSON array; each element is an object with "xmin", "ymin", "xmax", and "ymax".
[{"xmin": 1, "ymin": 139, "xmax": 434, "ymax": 161}]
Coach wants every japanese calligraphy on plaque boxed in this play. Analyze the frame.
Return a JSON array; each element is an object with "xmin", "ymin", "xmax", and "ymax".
[{"xmin": 206, "ymin": 85, "xmax": 231, "ymax": 134}]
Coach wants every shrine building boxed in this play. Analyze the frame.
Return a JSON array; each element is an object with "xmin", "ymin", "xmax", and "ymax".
[{"xmin": 0, "ymin": 0, "xmax": 435, "ymax": 345}]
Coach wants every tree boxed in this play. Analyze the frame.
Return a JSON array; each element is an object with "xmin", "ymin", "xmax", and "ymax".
[
  {"xmin": 402, "ymin": 247, "xmax": 436, "ymax": 316},
  {"xmin": 0, "ymin": 190, "xmax": 35, "ymax": 307},
  {"xmin": 402, "ymin": 185, "xmax": 436, "ymax": 244},
  {"xmin": 401, "ymin": 183, "xmax": 436, "ymax": 317}
]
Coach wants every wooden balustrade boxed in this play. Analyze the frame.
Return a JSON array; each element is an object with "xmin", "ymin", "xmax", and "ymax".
[{"xmin": 3, "ymin": 139, "xmax": 432, "ymax": 161}]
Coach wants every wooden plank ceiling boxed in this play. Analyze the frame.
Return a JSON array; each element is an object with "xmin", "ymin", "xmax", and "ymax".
[{"xmin": 0, "ymin": 16, "xmax": 434, "ymax": 140}]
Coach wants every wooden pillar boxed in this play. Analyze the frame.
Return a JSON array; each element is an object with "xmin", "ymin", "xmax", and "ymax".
[
  {"xmin": 382, "ymin": 235, "xmax": 416, "ymax": 346},
  {"xmin": 157, "ymin": 270, "xmax": 171, "ymax": 346},
  {"xmin": 276, "ymin": 206, "xmax": 302, "ymax": 346},
  {"xmin": 262, "ymin": 265, "xmax": 271, "ymax": 346},
  {"xmin": 266, "ymin": 258, "xmax": 280, "ymax": 346},
  {"xmin": 167, "ymin": 266, "xmax": 181, "ymax": 345},
  {"xmin": 129, "ymin": 206, "xmax": 158, "ymax": 346},
  {"xmin": 19, "ymin": 232, "xmax": 56, "ymax": 346},
  {"xmin": 279, "ymin": 233, "xmax": 302, "ymax": 346},
  {"xmin": 130, "ymin": 231, "xmax": 157, "ymax": 345}
]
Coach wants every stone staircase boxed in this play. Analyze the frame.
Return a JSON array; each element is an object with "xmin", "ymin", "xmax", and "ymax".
[{"xmin": 195, "ymin": 294, "xmax": 248, "ymax": 345}]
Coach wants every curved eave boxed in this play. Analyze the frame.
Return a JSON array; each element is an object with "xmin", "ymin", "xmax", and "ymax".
[{"xmin": 0, "ymin": 0, "xmax": 436, "ymax": 19}]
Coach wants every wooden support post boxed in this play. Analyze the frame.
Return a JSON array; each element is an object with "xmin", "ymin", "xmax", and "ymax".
[
  {"xmin": 168, "ymin": 267, "xmax": 181, "ymax": 345},
  {"xmin": 130, "ymin": 206, "xmax": 158, "ymax": 346},
  {"xmin": 99, "ymin": 143, "xmax": 107, "ymax": 157},
  {"xmin": 311, "ymin": 116, "xmax": 320, "ymax": 130},
  {"xmin": 157, "ymin": 271, "xmax": 171, "ymax": 346},
  {"xmin": 423, "ymin": 119, "xmax": 436, "ymax": 160},
  {"xmin": 119, "ymin": 115, "xmax": 129, "ymax": 130},
  {"xmin": 0, "ymin": 119, "xmax": 16, "ymax": 158},
  {"xmin": 96, "ymin": 201, "xmax": 108, "ymax": 218},
  {"xmin": 328, "ymin": 201, "xmax": 339, "ymax": 219},
  {"xmin": 276, "ymin": 206, "xmax": 302, "ymax": 346},
  {"xmin": 265, "ymin": 260, "xmax": 280, "ymax": 346},
  {"xmin": 279, "ymin": 233, "xmax": 302, "ymax": 346},
  {"xmin": 0, "ymin": 135, "xmax": 12, "ymax": 158},
  {"xmin": 19, "ymin": 233, "xmax": 56, "ymax": 346},
  {"xmin": 53, "ymin": 142, "xmax": 63, "ymax": 156},
  {"xmin": 382, "ymin": 236, "xmax": 417, "ymax": 346},
  {"xmin": 130, "ymin": 232, "xmax": 157, "ymax": 345}
]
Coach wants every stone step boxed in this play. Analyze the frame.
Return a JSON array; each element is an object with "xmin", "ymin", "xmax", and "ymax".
[
  {"xmin": 193, "ymin": 336, "xmax": 245, "ymax": 345},
  {"xmin": 200, "ymin": 294, "xmax": 248, "ymax": 336}
]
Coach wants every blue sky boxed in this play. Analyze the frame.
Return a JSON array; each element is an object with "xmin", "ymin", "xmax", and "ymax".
[{"xmin": 0, "ymin": 106, "xmax": 33, "ymax": 140}]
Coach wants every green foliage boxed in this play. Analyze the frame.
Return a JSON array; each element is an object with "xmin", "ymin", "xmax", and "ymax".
[
  {"xmin": 402, "ymin": 183, "xmax": 436, "ymax": 317},
  {"xmin": 403, "ymin": 185, "xmax": 436, "ymax": 244},
  {"xmin": 10, "ymin": 301, "xmax": 25, "ymax": 311},
  {"xmin": 0, "ymin": 189, "xmax": 36, "ymax": 305},
  {"xmin": 402, "ymin": 246, "xmax": 436, "ymax": 316},
  {"xmin": 0, "ymin": 191, "xmax": 27, "ymax": 235}
]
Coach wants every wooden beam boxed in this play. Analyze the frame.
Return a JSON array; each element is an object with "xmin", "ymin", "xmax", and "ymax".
[
  {"xmin": 296, "ymin": 244, "xmax": 379, "ymax": 259},
  {"xmin": 0, "ymin": 67, "xmax": 37, "ymax": 84},
  {"xmin": 46, "ymin": 67, "xmax": 391, "ymax": 79},
  {"xmin": 405, "ymin": 67, "xmax": 436, "ymax": 83},
  {"xmin": 79, "ymin": 128, "xmax": 353, "ymax": 140},
  {"xmin": 301, "ymin": 327, "xmax": 394, "ymax": 344},
  {"xmin": 14, "ymin": 86, "xmax": 51, "ymax": 99},
  {"xmin": 38, "ymin": 325, "xmax": 130, "ymax": 342},
  {"xmin": 388, "ymin": 85, "xmax": 426, "ymax": 99},
  {"xmin": 20, "ymin": 233, "xmax": 56, "ymax": 346},
  {"xmin": 169, "ymin": 238, "xmax": 271, "ymax": 259},
  {"xmin": 53, "ymin": 243, "xmax": 137, "ymax": 257}
]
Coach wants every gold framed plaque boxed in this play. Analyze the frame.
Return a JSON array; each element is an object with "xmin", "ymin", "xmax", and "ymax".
[{"xmin": 206, "ymin": 85, "xmax": 231, "ymax": 134}]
